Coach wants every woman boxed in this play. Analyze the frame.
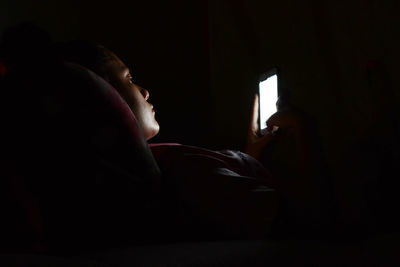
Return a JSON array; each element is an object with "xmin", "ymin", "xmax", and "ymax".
[
  {"xmin": 1, "ymin": 22, "xmax": 325, "ymax": 244},
  {"xmin": 54, "ymin": 40, "xmax": 326, "ymax": 240}
]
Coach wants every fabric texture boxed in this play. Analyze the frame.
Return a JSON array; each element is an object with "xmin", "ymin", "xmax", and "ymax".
[{"xmin": 149, "ymin": 143, "xmax": 277, "ymax": 240}]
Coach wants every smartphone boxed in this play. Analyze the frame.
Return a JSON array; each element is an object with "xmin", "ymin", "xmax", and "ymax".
[{"xmin": 259, "ymin": 68, "xmax": 279, "ymax": 133}]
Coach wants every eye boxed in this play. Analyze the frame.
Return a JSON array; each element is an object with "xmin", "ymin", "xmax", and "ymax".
[{"xmin": 127, "ymin": 74, "xmax": 134, "ymax": 84}]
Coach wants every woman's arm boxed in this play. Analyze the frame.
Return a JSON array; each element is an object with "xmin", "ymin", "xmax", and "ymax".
[{"xmin": 245, "ymin": 94, "xmax": 325, "ymax": 229}]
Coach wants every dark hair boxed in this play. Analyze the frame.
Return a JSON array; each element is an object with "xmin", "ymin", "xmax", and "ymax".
[
  {"xmin": 55, "ymin": 40, "xmax": 115, "ymax": 81},
  {"xmin": 0, "ymin": 22, "xmax": 116, "ymax": 80}
]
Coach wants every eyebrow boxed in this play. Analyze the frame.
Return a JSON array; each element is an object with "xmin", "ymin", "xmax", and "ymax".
[{"xmin": 122, "ymin": 67, "xmax": 130, "ymax": 76}]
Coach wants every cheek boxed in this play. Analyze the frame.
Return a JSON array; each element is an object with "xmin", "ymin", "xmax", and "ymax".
[
  {"xmin": 119, "ymin": 85, "xmax": 142, "ymax": 108},
  {"xmin": 125, "ymin": 90, "xmax": 149, "ymax": 121},
  {"xmin": 113, "ymin": 83, "xmax": 151, "ymax": 123}
]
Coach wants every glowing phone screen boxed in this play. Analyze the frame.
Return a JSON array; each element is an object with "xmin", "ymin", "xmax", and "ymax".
[{"xmin": 259, "ymin": 74, "xmax": 278, "ymax": 130}]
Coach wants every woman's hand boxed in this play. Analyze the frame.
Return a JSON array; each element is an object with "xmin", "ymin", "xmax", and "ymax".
[
  {"xmin": 245, "ymin": 94, "xmax": 308, "ymax": 160},
  {"xmin": 247, "ymin": 94, "xmax": 324, "ymax": 229},
  {"xmin": 266, "ymin": 105, "xmax": 309, "ymax": 141},
  {"xmin": 245, "ymin": 94, "xmax": 275, "ymax": 160}
]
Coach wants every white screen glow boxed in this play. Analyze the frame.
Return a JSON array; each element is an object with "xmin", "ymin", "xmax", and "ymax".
[{"xmin": 259, "ymin": 74, "xmax": 278, "ymax": 130}]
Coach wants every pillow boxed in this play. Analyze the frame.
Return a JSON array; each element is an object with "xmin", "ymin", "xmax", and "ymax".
[{"xmin": 1, "ymin": 60, "xmax": 161, "ymax": 252}]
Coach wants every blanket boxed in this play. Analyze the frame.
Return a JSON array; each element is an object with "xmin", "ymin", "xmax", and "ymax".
[{"xmin": 149, "ymin": 143, "xmax": 278, "ymax": 240}]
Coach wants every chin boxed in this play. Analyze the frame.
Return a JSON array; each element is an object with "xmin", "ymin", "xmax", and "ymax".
[{"xmin": 145, "ymin": 125, "xmax": 160, "ymax": 141}]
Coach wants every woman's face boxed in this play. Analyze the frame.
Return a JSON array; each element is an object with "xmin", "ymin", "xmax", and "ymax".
[{"xmin": 104, "ymin": 52, "xmax": 159, "ymax": 140}]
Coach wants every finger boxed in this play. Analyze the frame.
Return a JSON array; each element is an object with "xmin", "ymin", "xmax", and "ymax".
[
  {"xmin": 265, "ymin": 125, "xmax": 278, "ymax": 133},
  {"xmin": 266, "ymin": 110, "xmax": 288, "ymax": 128},
  {"xmin": 265, "ymin": 112, "xmax": 278, "ymax": 128},
  {"xmin": 249, "ymin": 94, "xmax": 259, "ymax": 133}
]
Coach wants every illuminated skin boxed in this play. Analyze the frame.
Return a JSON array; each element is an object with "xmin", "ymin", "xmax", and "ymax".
[
  {"xmin": 246, "ymin": 94, "xmax": 305, "ymax": 160},
  {"xmin": 104, "ymin": 52, "xmax": 160, "ymax": 140}
]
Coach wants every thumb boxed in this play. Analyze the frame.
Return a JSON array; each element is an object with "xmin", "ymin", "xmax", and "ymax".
[{"xmin": 249, "ymin": 94, "xmax": 259, "ymax": 134}]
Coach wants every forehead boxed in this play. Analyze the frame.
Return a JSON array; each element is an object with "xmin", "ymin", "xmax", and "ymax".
[
  {"xmin": 111, "ymin": 52, "xmax": 127, "ymax": 69},
  {"xmin": 108, "ymin": 52, "xmax": 129, "ymax": 74}
]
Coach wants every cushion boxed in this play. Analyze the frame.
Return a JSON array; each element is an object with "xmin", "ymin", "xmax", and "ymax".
[{"xmin": 1, "ymin": 60, "xmax": 161, "ymax": 253}]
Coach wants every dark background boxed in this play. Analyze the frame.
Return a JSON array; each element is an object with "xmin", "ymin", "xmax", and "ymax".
[{"xmin": 1, "ymin": 0, "xmax": 399, "ymax": 229}]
